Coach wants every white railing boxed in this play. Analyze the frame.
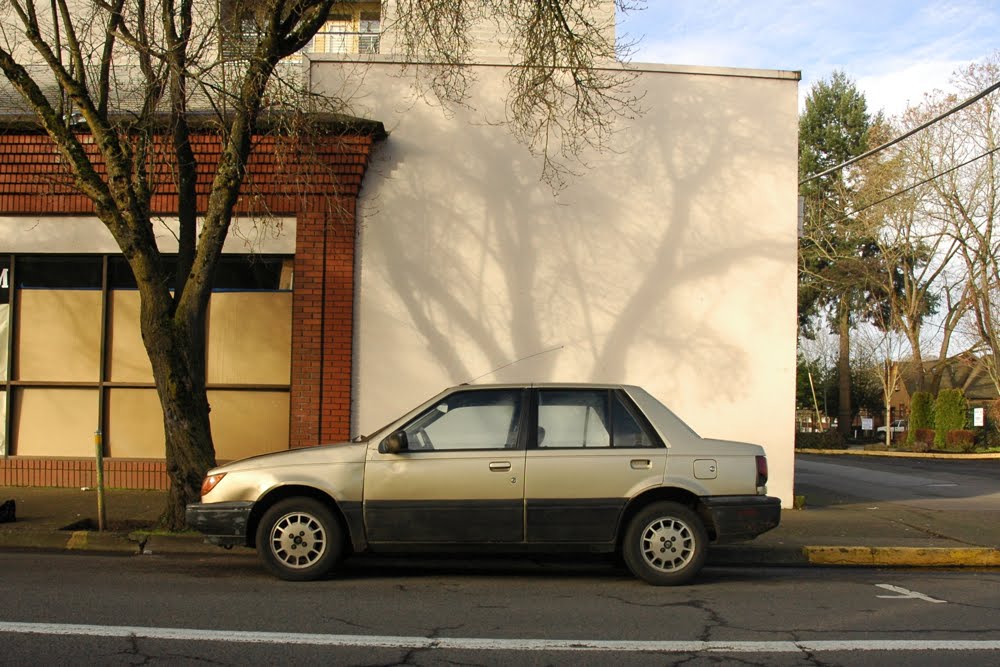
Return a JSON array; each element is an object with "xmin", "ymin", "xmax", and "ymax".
[{"xmin": 307, "ymin": 31, "xmax": 380, "ymax": 55}]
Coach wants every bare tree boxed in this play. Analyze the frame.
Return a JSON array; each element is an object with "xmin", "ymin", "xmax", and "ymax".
[
  {"xmin": 0, "ymin": 0, "xmax": 641, "ymax": 527},
  {"xmin": 912, "ymin": 56, "xmax": 1000, "ymax": 393},
  {"xmin": 852, "ymin": 322, "xmax": 907, "ymax": 446},
  {"xmin": 856, "ymin": 116, "xmax": 969, "ymax": 396}
]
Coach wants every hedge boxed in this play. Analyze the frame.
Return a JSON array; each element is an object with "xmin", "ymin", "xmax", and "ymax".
[
  {"xmin": 795, "ymin": 431, "xmax": 846, "ymax": 450},
  {"xmin": 934, "ymin": 389, "xmax": 968, "ymax": 448}
]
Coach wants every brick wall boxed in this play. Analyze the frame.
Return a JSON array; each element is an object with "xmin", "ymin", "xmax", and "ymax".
[
  {"xmin": 0, "ymin": 130, "xmax": 376, "ymax": 214},
  {"xmin": 0, "ymin": 125, "xmax": 380, "ymax": 487},
  {"xmin": 0, "ymin": 458, "xmax": 170, "ymax": 490}
]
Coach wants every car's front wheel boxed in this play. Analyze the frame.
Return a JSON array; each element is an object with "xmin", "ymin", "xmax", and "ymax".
[
  {"xmin": 622, "ymin": 501, "xmax": 707, "ymax": 586},
  {"xmin": 256, "ymin": 498, "xmax": 344, "ymax": 581}
]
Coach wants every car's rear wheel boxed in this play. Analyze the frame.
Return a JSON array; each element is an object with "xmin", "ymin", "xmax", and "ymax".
[
  {"xmin": 256, "ymin": 498, "xmax": 343, "ymax": 581},
  {"xmin": 622, "ymin": 501, "xmax": 707, "ymax": 586}
]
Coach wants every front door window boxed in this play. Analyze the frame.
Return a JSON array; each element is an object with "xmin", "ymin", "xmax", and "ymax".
[{"xmin": 402, "ymin": 388, "xmax": 522, "ymax": 451}]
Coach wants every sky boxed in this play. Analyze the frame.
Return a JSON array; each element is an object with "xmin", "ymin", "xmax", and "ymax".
[{"xmin": 617, "ymin": 0, "xmax": 1000, "ymax": 117}]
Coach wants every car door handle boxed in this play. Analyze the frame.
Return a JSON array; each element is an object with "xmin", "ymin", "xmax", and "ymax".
[
  {"xmin": 489, "ymin": 461, "xmax": 512, "ymax": 472},
  {"xmin": 630, "ymin": 459, "xmax": 652, "ymax": 469}
]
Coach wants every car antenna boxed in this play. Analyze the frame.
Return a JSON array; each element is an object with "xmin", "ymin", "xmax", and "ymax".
[{"xmin": 462, "ymin": 345, "xmax": 565, "ymax": 385}]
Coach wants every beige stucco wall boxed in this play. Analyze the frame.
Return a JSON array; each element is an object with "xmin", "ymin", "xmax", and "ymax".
[
  {"xmin": 311, "ymin": 60, "xmax": 800, "ymax": 506},
  {"xmin": 378, "ymin": 1, "xmax": 615, "ymax": 62},
  {"xmin": 0, "ymin": 216, "xmax": 295, "ymax": 254}
]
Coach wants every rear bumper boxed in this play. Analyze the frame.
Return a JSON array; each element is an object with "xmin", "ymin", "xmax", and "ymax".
[
  {"xmin": 700, "ymin": 495, "xmax": 781, "ymax": 543},
  {"xmin": 185, "ymin": 501, "xmax": 254, "ymax": 548}
]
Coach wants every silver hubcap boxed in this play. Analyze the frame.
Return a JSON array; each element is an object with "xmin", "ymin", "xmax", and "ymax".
[
  {"xmin": 269, "ymin": 511, "xmax": 327, "ymax": 569},
  {"xmin": 639, "ymin": 516, "xmax": 695, "ymax": 572}
]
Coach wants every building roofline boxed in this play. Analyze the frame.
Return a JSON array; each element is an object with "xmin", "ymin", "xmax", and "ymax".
[
  {"xmin": 0, "ymin": 110, "xmax": 387, "ymax": 138},
  {"xmin": 305, "ymin": 53, "xmax": 801, "ymax": 82}
]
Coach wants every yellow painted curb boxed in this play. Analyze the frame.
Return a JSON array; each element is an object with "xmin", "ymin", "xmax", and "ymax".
[
  {"xmin": 797, "ymin": 448, "xmax": 1000, "ymax": 459},
  {"xmin": 65, "ymin": 531, "xmax": 88, "ymax": 550},
  {"xmin": 805, "ymin": 546, "xmax": 1000, "ymax": 567}
]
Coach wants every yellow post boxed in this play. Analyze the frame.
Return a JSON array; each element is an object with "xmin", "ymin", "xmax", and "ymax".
[{"xmin": 94, "ymin": 430, "xmax": 106, "ymax": 532}]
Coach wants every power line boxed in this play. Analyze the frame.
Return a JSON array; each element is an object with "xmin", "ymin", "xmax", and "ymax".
[
  {"xmin": 834, "ymin": 144, "xmax": 1000, "ymax": 224},
  {"xmin": 799, "ymin": 78, "xmax": 1000, "ymax": 186}
]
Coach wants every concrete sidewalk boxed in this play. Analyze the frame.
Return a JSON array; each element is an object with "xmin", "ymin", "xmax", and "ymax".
[{"xmin": 1, "ymin": 461, "xmax": 999, "ymax": 568}]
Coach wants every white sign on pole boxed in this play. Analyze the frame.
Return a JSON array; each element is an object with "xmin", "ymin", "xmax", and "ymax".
[
  {"xmin": 974, "ymin": 407, "xmax": 984, "ymax": 427},
  {"xmin": 861, "ymin": 417, "xmax": 873, "ymax": 432}
]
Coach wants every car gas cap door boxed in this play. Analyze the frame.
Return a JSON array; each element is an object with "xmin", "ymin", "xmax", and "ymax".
[{"xmin": 694, "ymin": 459, "xmax": 718, "ymax": 480}]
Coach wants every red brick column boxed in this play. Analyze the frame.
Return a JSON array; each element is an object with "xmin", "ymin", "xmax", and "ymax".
[{"xmin": 289, "ymin": 200, "xmax": 357, "ymax": 447}]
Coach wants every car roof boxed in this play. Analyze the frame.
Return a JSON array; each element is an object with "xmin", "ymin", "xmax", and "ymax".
[{"xmin": 452, "ymin": 382, "xmax": 636, "ymax": 391}]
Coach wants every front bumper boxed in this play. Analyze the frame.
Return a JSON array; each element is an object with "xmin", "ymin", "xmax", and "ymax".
[
  {"xmin": 700, "ymin": 495, "xmax": 781, "ymax": 543},
  {"xmin": 185, "ymin": 501, "xmax": 254, "ymax": 548}
]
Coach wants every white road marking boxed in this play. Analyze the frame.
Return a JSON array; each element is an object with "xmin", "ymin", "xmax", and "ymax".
[
  {"xmin": 876, "ymin": 584, "xmax": 947, "ymax": 603},
  {"xmin": 2, "ymin": 622, "xmax": 997, "ymax": 652}
]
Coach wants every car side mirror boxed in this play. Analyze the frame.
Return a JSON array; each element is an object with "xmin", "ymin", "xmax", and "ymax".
[{"xmin": 379, "ymin": 431, "xmax": 408, "ymax": 454}]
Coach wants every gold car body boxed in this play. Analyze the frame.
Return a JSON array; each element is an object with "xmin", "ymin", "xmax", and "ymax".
[{"xmin": 190, "ymin": 383, "xmax": 778, "ymax": 555}]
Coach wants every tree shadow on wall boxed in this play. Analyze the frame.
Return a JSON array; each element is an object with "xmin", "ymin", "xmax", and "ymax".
[{"xmin": 358, "ymin": 72, "xmax": 795, "ymax": 413}]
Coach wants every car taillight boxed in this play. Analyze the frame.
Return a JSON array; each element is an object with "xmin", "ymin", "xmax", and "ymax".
[
  {"xmin": 200, "ymin": 473, "xmax": 226, "ymax": 497},
  {"xmin": 755, "ymin": 455, "xmax": 768, "ymax": 488}
]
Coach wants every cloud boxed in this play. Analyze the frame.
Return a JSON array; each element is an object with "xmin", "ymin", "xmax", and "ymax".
[
  {"xmin": 622, "ymin": 0, "xmax": 1000, "ymax": 116},
  {"xmin": 855, "ymin": 61, "xmax": 968, "ymax": 117}
]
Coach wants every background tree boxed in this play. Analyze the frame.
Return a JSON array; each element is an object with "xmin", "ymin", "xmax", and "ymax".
[
  {"xmin": 797, "ymin": 327, "xmax": 839, "ymax": 429},
  {"xmin": 853, "ymin": 322, "xmax": 906, "ymax": 446},
  {"xmin": 911, "ymin": 56, "xmax": 1000, "ymax": 393},
  {"xmin": 933, "ymin": 388, "xmax": 968, "ymax": 447},
  {"xmin": 907, "ymin": 390, "xmax": 934, "ymax": 445},
  {"xmin": 854, "ymin": 116, "xmax": 966, "ymax": 396},
  {"xmin": 799, "ymin": 71, "xmax": 882, "ymax": 438},
  {"xmin": 0, "ymin": 0, "xmax": 640, "ymax": 527}
]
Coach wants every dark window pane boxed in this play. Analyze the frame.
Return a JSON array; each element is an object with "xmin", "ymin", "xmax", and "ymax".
[
  {"xmin": 0, "ymin": 256, "xmax": 9, "ymax": 304},
  {"xmin": 108, "ymin": 256, "xmax": 176, "ymax": 289},
  {"xmin": 109, "ymin": 255, "xmax": 286, "ymax": 291},
  {"xmin": 613, "ymin": 393, "xmax": 655, "ymax": 448},
  {"xmin": 213, "ymin": 256, "xmax": 285, "ymax": 290},
  {"xmin": 16, "ymin": 256, "xmax": 101, "ymax": 289}
]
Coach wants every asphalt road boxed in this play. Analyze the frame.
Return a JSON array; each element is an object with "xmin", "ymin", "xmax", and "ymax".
[
  {"xmin": 2, "ymin": 550, "xmax": 1000, "ymax": 666},
  {"xmin": 795, "ymin": 454, "xmax": 1000, "ymax": 510}
]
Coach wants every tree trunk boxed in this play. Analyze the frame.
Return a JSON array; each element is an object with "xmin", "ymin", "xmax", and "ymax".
[
  {"xmin": 837, "ymin": 304, "xmax": 852, "ymax": 438},
  {"xmin": 140, "ymin": 295, "xmax": 216, "ymax": 530},
  {"xmin": 904, "ymin": 327, "xmax": 925, "ymax": 394},
  {"xmin": 885, "ymin": 361, "xmax": 895, "ymax": 448}
]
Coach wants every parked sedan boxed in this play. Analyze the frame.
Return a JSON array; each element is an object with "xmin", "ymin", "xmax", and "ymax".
[
  {"xmin": 877, "ymin": 420, "xmax": 908, "ymax": 434},
  {"xmin": 187, "ymin": 383, "xmax": 780, "ymax": 585}
]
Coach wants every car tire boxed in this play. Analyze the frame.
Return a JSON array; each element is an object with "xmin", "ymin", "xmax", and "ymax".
[
  {"xmin": 256, "ymin": 498, "xmax": 344, "ymax": 582},
  {"xmin": 622, "ymin": 501, "xmax": 707, "ymax": 586}
]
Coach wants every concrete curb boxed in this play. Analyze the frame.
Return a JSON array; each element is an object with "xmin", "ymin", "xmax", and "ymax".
[
  {"xmin": 3, "ymin": 531, "xmax": 1000, "ymax": 570},
  {"xmin": 0, "ymin": 529, "xmax": 137, "ymax": 554},
  {"xmin": 136, "ymin": 533, "xmax": 254, "ymax": 556}
]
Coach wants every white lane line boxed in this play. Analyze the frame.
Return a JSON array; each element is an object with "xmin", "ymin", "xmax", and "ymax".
[
  {"xmin": 876, "ymin": 584, "xmax": 947, "ymax": 604},
  {"xmin": 2, "ymin": 622, "xmax": 999, "ymax": 652}
]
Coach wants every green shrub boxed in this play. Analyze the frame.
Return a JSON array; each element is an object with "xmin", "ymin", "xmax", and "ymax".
[
  {"xmin": 982, "ymin": 399, "xmax": 1000, "ymax": 449},
  {"xmin": 934, "ymin": 389, "xmax": 968, "ymax": 447},
  {"xmin": 945, "ymin": 429, "xmax": 976, "ymax": 453},
  {"xmin": 908, "ymin": 392, "xmax": 934, "ymax": 445},
  {"xmin": 795, "ymin": 431, "xmax": 846, "ymax": 450}
]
